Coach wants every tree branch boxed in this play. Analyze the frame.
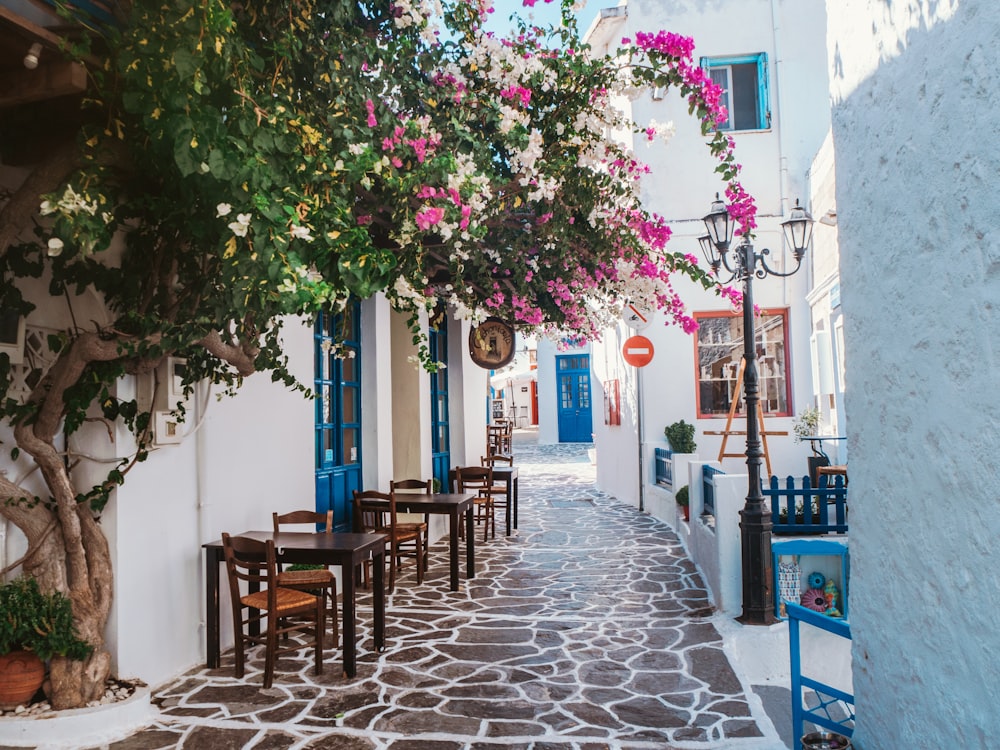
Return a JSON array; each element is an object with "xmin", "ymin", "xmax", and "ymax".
[{"xmin": 0, "ymin": 140, "xmax": 80, "ymax": 257}]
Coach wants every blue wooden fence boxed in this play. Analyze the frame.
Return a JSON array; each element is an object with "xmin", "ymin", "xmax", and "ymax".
[
  {"xmin": 765, "ymin": 475, "xmax": 848, "ymax": 535},
  {"xmin": 787, "ymin": 601, "xmax": 855, "ymax": 742},
  {"xmin": 701, "ymin": 465, "xmax": 724, "ymax": 517},
  {"xmin": 654, "ymin": 448, "xmax": 673, "ymax": 487}
]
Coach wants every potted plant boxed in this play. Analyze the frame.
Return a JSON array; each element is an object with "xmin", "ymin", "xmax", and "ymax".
[
  {"xmin": 675, "ymin": 485, "xmax": 690, "ymax": 523},
  {"xmin": 664, "ymin": 420, "xmax": 697, "ymax": 454},
  {"xmin": 0, "ymin": 577, "xmax": 92, "ymax": 709}
]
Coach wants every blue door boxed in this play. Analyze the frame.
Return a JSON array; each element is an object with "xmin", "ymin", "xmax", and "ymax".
[
  {"xmin": 429, "ymin": 309, "xmax": 450, "ymax": 490},
  {"xmin": 315, "ymin": 303, "xmax": 362, "ymax": 532},
  {"xmin": 556, "ymin": 354, "xmax": 593, "ymax": 443}
]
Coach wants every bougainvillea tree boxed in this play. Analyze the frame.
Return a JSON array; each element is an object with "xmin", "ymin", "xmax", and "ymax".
[{"xmin": 0, "ymin": 0, "xmax": 753, "ymax": 707}]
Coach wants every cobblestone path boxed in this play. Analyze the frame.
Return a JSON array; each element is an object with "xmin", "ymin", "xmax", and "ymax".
[{"xmin": 106, "ymin": 438, "xmax": 771, "ymax": 750}]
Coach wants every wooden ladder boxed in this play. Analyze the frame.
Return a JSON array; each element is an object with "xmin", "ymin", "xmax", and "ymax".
[{"xmin": 702, "ymin": 357, "xmax": 787, "ymax": 477}]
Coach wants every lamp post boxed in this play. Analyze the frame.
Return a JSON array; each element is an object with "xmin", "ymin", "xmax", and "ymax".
[{"xmin": 699, "ymin": 195, "xmax": 814, "ymax": 625}]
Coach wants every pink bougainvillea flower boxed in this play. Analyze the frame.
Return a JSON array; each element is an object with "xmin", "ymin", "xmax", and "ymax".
[
  {"xmin": 365, "ymin": 99, "xmax": 377, "ymax": 128},
  {"xmin": 415, "ymin": 206, "xmax": 446, "ymax": 230}
]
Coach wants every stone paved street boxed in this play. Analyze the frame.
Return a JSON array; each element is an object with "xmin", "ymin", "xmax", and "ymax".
[{"xmin": 99, "ymin": 435, "xmax": 785, "ymax": 749}]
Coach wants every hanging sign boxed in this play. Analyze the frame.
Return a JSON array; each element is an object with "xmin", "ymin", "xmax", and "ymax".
[
  {"xmin": 622, "ymin": 335, "xmax": 654, "ymax": 367},
  {"xmin": 469, "ymin": 318, "xmax": 516, "ymax": 369},
  {"xmin": 622, "ymin": 302, "xmax": 655, "ymax": 332}
]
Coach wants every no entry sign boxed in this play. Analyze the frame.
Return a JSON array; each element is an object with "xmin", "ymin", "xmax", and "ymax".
[{"xmin": 622, "ymin": 335, "xmax": 654, "ymax": 367}]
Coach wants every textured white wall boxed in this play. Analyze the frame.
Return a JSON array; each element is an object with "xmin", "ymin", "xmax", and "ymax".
[
  {"xmin": 828, "ymin": 1, "xmax": 1000, "ymax": 745},
  {"xmin": 588, "ymin": 0, "xmax": 830, "ymax": 505}
]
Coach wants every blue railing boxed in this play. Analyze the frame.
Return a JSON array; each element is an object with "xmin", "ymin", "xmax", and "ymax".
[
  {"xmin": 654, "ymin": 448, "xmax": 673, "ymax": 487},
  {"xmin": 702, "ymin": 465, "xmax": 724, "ymax": 517},
  {"xmin": 787, "ymin": 602, "xmax": 855, "ymax": 741},
  {"xmin": 765, "ymin": 475, "xmax": 848, "ymax": 535}
]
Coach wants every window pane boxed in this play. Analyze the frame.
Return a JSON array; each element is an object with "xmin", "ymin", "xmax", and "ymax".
[
  {"xmin": 577, "ymin": 375, "xmax": 590, "ymax": 408},
  {"xmin": 341, "ymin": 350, "xmax": 357, "ymax": 381},
  {"xmin": 560, "ymin": 375, "xmax": 573, "ymax": 408},
  {"xmin": 695, "ymin": 312, "xmax": 788, "ymax": 416},
  {"xmin": 731, "ymin": 62, "xmax": 760, "ymax": 130},
  {"xmin": 342, "ymin": 428, "xmax": 358, "ymax": 464},
  {"xmin": 342, "ymin": 386, "xmax": 358, "ymax": 423},
  {"xmin": 710, "ymin": 67, "xmax": 731, "ymax": 130}
]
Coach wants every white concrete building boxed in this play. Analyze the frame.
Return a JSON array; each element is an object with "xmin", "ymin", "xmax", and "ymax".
[
  {"xmin": 826, "ymin": 1, "xmax": 1000, "ymax": 745},
  {"xmin": 0, "ymin": 234, "xmax": 489, "ymax": 692},
  {"xmin": 579, "ymin": 0, "xmax": 833, "ymax": 509}
]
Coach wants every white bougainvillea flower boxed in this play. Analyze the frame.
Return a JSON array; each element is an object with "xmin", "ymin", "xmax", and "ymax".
[
  {"xmin": 47, "ymin": 238, "xmax": 64, "ymax": 257},
  {"xmin": 228, "ymin": 213, "xmax": 251, "ymax": 237},
  {"xmin": 216, "ymin": 203, "xmax": 232, "ymax": 217}
]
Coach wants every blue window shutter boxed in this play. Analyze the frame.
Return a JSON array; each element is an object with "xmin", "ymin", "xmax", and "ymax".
[{"xmin": 757, "ymin": 52, "xmax": 770, "ymax": 129}]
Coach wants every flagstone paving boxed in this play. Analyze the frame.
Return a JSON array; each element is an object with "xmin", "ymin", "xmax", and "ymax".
[{"xmin": 99, "ymin": 436, "xmax": 782, "ymax": 750}]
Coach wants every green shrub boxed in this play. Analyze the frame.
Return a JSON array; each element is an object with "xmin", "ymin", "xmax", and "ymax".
[
  {"xmin": 0, "ymin": 577, "xmax": 92, "ymax": 661},
  {"xmin": 664, "ymin": 420, "xmax": 697, "ymax": 454},
  {"xmin": 675, "ymin": 485, "xmax": 689, "ymax": 507}
]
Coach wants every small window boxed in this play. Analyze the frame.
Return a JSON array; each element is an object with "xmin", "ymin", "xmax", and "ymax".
[
  {"xmin": 700, "ymin": 53, "xmax": 770, "ymax": 131},
  {"xmin": 694, "ymin": 309, "xmax": 790, "ymax": 418}
]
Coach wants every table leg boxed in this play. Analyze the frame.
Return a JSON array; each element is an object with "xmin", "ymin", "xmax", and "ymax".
[
  {"xmin": 341, "ymin": 560, "xmax": 357, "ymax": 678},
  {"xmin": 372, "ymin": 549, "xmax": 385, "ymax": 652},
  {"xmin": 513, "ymin": 476, "xmax": 518, "ymax": 529},
  {"xmin": 465, "ymin": 507, "xmax": 475, "ymax": 579},
  {"xmin": 205, "ymin": 548, "xmax": 221, "ymax": 669},
  {"xmin": 505, "ymin": 476, "xmax": 512, "ymax": 536},
  {"xmin": 448, "ymin": 509, "xmax": 460, "ymax": 591}
]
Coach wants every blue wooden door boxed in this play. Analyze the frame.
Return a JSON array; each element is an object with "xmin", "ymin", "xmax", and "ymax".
[
  {"xmin": 556, "ymin": 354, "xmax": 593, "ymax": 443},
  {"xmin": 315, "ymin": 303, "xmax": 362, "ymax": 532},
  {"xmin": 429, "ymin": 310, "xmax": 450, "ymax": 490}
]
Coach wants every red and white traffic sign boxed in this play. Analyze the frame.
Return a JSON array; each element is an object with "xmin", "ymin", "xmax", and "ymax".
[{"xmin": 622, "ymin": 335, "xmax": 654, "ymax": 367}]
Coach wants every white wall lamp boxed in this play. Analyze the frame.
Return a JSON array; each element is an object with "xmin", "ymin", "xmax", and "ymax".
[{"xmin": 23, "ymin": 43, "xmax": 43, "ymax": 70}]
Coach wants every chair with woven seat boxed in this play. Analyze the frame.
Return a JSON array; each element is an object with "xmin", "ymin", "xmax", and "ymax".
[
  {"xmin": 271, "ymin": 510, "xmax": 339, "ymax": 646},
  {"xmin": 221, "ymin": 533, "xmax": 325, "ymax": 689},
  {"xmin": 456, "ymin": 465, "xmax": 495, "ymax": 542},
  {"xmin": 486, "ymin": 423, "xmax": 512, "ymax": 456},
  {"xmin": 352, "ymin": 489, "xmax": 424, "ymax": 593},
  {"xmin": 389, "ymin": 479, "xmax": 431, "ymax": 575}
]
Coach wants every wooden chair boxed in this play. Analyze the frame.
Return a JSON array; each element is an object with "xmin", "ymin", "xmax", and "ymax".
[
  {"xmin": 352, "ymin": 489, "xmax": 424, "ymax": 593},
  {"xmin": 456, "ymin": 465, "xmax": 495, "ymax": 542},
  {"xmin": 221, "ymin": 533, "xmax": 325, "ymax": 689},
  {"xmin": 389, "ymin": 479, "xmax": 431, "ymax": 574},
  {"xmin": 486, "ymin": 423, "xmax": 512, "ymax": 456},
  {"xmin": 271, "ymin": 510, "xmax": 339, "ymax": 646}
]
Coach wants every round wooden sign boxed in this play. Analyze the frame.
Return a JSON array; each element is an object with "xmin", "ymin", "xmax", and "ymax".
[
  {"xmin": 622, "ymin": 335, "xmax": 654, "ymax": 367},
  {"xmin": 469, "ymin": 318, "xmax": 516, "ymax": 369}
]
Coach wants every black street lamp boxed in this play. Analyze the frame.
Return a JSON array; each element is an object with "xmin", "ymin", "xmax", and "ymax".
[{"xmin": 699, "ymin": 195, "xmax": 814, "ymax": 625}]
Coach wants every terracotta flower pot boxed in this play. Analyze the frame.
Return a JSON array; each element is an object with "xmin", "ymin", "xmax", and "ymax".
[{"xmin": 0, "ymin": 650, "xmax": 45, "ymax": 710}]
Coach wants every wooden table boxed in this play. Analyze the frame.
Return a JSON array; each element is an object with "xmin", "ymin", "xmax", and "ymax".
[
  {"xmin": 203, "ymin": 531, "xmax": 386, "ymax": 678},
  {"xmin": 372, "ymin": 493, "xmax": 475, "ymax": 591},
  {"xmin": 450, "ymin": 467, "xmax": 519, "ymax": 536}
]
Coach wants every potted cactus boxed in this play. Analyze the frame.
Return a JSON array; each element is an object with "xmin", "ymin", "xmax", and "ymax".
[{"xmin": 0, "ymin": 577, "xmax": 92, "ymax": 709}]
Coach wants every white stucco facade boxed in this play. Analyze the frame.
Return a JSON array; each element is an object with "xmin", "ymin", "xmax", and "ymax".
[
  {"xmin": 826, "ymin": 0, "xmax": 1000, "ymax": 745},
  {"xmin": 0, "ymin": 227, "xmax": 488, "ymax": 691},
  {"xmin": 586, "ymin": 0, "xmax": 832, "ymax": 511}
]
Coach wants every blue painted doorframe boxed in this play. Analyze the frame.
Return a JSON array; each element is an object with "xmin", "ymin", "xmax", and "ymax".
[
  {"xmin": 314, "ymin": 303, "xmax": 362, "ymax": 532},
  {"xmin": 429, "ymin": 310, "xmax": 450, "ymax": 490},
  {"xmin": 556, "ymin": 354, "xmax": 593, "ymax": 443}
]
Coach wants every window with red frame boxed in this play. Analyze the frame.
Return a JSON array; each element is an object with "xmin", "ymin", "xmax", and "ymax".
[{"xmin": 694, "ymin": 309, "xmax": 791, "ymax": 418}]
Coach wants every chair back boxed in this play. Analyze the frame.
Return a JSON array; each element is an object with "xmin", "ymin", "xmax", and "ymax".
[
  {"xmin": 456, "ymin": 465, "xmax": 493, "ymax": 495},
  {"xmin": 222, "ymin": 533, "xmax": 277, "ymax": 609},
  {"xmin": 352, "ymin": 489, "xmax": 395, "ymax": 533},
  {"xmin": 481, "ymin": 454, "xmax": 513, "ymax": 467},
  {"xmin": 390, "ymin": 479, "xmax": 432, "ymax": 494},
  {"xmin": 272, "ymin": 509, "xmax": 334, "ymax": 534}
]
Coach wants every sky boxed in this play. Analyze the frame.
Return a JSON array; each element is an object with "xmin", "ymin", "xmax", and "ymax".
[{"xmin": 482, "ymin": 0, "xmax": 603, "ymax": 39}]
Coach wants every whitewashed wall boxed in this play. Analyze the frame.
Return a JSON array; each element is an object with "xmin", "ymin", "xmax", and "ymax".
[
  {"xmin": 827, "ymin": 0, "xmax": 1000, "ymax": 745},
  {"xmin": 588, "ymin": 0, "xmax": 831, "ymax": 506},
  {"xmin": 107, "ymin": 315, "xmax": 317, "ymax": 686}
]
